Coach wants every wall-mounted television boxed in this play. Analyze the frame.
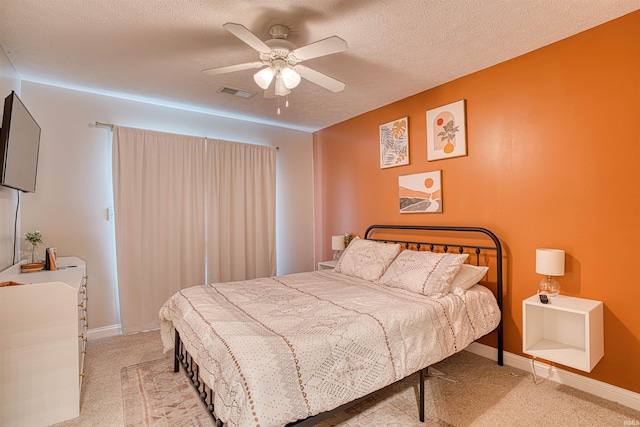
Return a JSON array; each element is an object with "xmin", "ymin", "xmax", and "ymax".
[{"xmin": 0, "ymin": 91, "xmax": 41, "ymax": 193}]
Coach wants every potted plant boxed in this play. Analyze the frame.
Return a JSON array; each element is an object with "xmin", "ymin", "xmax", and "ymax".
[
  {"xmin": 23, "ymin": 230, "xmax": 44, "ymax": 271},
  {"xmin": 344, "ymin": 233, "xmax": 356, "ymax": 246}
]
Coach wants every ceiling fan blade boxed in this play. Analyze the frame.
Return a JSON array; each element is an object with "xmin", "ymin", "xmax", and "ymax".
[
  {"xmin": 294, "ymin": 65, "xmax": 346, "ymax": 93},
  {"xmin": 201, "ymin": 61, "xmax": 265, "ymax": 75},
  {"xmin": 291, "ymin": 36, "xmax": 347, "ymax": 61},
  {"xmin": 223, "ymin": 23, "xmax": 271, "ymax": 53}
]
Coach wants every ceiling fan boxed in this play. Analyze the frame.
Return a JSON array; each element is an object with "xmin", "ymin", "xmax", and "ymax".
[{"xmin": 202, "ymin": 23, "xmax": 348, "ymax": 101}]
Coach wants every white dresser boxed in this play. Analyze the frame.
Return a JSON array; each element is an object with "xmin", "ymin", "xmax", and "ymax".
[{"xmin": 0, "ymin": 257, "xmax": 87, "ymax": 427}]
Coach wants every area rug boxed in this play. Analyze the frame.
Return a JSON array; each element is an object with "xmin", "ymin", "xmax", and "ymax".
[
  {"xmin": 121, "ymin": 357, "xmax": 215, "ymax": 426},
  {"xmin": 121, "ymin": 357, "xmax": 444, "ymax": 426}
]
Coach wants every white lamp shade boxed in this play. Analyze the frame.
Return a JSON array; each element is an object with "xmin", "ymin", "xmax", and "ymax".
[
  {"xmin": 536, "ymin": 248, "xmax": 565, "ymax": 276},
  {"xmin": 331, "ymin": 235, "xmax": 345, "ymax": 251},
  {"xmin": 281, "ymin": 66, "xmax": 301, "ymax": 89},
  {"xmin": 253, "ymin": 67, "xmax": 275, "ymax": 90},
  {"xmin": 274, "ymin": 76, "xmax": 291, "ymax": 96}
]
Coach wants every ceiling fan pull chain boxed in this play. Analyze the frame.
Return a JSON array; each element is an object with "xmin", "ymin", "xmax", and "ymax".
[
  {"xmin": 285, "ymin": 95, "xmax": 290, "ymax": 108},
  {"xmin": 277, "ymin": 97, "xmax": 281, "ymax": 115}
]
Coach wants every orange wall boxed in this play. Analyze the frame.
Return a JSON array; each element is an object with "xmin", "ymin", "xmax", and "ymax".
[{"xmin": 313, "ymin": 12, "xmax": 640, "ymax": 393}]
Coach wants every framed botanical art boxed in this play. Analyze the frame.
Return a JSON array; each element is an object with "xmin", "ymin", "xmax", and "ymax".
[
  {"xmin": 399, "ymin": 170, "xmax": 442, "ymax": 213},
  {"xmin": 426, "ymin": 100, "xmax": 466, "ymax": 161},
  {"xmin": 379, "ymin": 117, "xmax": 409, "ymax": 169}
]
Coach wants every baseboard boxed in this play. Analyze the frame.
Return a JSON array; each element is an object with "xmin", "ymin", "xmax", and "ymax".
[
  {"xmin": 86, "ymin": 324, "xmax": 121, "ymax": 340},
  {"xmin": 465, "ymin": 342, "xmax": 640, "ymax": 412}
]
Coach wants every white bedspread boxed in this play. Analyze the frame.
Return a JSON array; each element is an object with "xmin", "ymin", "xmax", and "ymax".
[{"xmin": 159, "ymin": 270, "xmax": 500, "ymax": 427}]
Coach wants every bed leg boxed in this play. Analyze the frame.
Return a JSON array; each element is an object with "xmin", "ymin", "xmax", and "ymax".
[
  {"xmin": 498, "ymin": 320, "xmax": 504, "ymax": 366},
  {"xmin": 419, "ymin": 368, "xmax": 425, "ymax": 422},
  {"xmin": 174, "ymin": 329, "xmax": 180, "ymax": 373}
]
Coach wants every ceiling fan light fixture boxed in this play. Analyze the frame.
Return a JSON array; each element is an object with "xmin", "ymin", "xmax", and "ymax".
[
  {"xmin": 274, "ymin": 76, "xmax": 291, "ymax": 96},
  {"xmin": 204, "ymin": 22, "xmax": 348, "ymax": 106},
  {"xmin": 281, "ymin": 66, "xmax": 301, "ymax": 89},
  {"xmin": 253, "ymin": 67, "xmax": 275, "ymax": 90}
]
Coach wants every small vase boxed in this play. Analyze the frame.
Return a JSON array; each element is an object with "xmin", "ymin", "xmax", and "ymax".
[
  {"xmin": 443, "ymin": 140, "xmax": 455, "ymax": 154},
  {"xmin": 22, "ymin": 246, "xmax": 44, "ymax": 273}
]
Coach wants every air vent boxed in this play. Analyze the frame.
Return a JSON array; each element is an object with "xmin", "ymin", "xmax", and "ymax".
[{"xmin": 217, "ymin": 86, "xmax": 255, "ymax": 99}]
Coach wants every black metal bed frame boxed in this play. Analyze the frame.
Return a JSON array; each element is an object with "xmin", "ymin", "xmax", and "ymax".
[{"xmin": 173, "ymin": 224, "xmax": 504, "ymax": 426}]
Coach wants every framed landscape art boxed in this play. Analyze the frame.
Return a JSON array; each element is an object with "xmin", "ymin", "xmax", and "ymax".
[
  {"xmin": 426, "ymin": 100, "xmax": 466, "ymax": 161},
  {"xmin": 399, "ymin": 170, "xmax": 442, "ymax": 213}
]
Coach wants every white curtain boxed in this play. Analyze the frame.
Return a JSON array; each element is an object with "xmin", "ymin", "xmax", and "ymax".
[
  {"xmin": 112, "ymin": 126, "xmax": 276, "ymax": 334},
  {"xmin": 112, "ymin": 127, "xmax": 206, "ymax": 334},
  {"xmin": 206, "ymin": 139, "xmax": 276, "ymax": 282}
]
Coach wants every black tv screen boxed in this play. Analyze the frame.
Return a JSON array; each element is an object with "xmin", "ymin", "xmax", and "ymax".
[{"xmin": 0, "ymin": 91, "xmax": 41, "ymax": 193}]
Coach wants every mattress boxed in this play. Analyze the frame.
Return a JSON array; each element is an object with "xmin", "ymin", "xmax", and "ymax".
[{"xmin": 159, "ymin": 269, "xmax": 500, "ymax": 427}]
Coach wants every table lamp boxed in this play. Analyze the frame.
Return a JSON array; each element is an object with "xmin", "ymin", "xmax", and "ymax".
[
  {"xmin": 332, "ymin": 235, "xmax": 345, "ymax": 260},
  {"xmin": 536, "ymin": 248, "xmax": 565, "ymax": 296}
]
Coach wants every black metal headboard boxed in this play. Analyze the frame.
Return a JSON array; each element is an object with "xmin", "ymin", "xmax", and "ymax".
[{"xmin": 364, "ymin": 224, "xmax": 503, "ymax": 366}]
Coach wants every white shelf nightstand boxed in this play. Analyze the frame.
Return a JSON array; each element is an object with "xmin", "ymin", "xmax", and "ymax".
[
  {"xmin": 317, "ymin": 260, "xmax": 338, "ymax": 270},
  {"xmin": 523, "ymin": 294, "xmax": 604, "ymax": 372}
]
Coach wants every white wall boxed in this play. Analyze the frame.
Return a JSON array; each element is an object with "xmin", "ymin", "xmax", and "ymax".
[
  {"xmin": 0, "ymin": 49, "xmax": 21, "ymax": 271},
  {"xmin": 18, "ymin": 81, "xmax": 315, "ymax": 333}
]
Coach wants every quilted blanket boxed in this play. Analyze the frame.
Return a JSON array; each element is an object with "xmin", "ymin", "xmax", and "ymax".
[{"xmin": 159, "ymin": 270, "xmax": 500, "ymax": 427}]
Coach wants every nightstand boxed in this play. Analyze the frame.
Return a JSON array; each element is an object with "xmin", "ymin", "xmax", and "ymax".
[
  {"xmin": 317, "ymin": 260, "xmax": 338, "ymax": 270},
  {"xmin": 522, "ymin": 294, "xmax": 604, "ymax": 372}
]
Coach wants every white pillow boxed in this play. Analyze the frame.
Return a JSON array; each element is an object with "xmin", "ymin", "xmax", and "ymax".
[
  {"xmin": 450, "ymin": 264, "xmax": 489, "ymax": 295},
  {"xmin": 334, "ymin": 237, "xmax": 401, "ymax": 281},
  {"xmin": 378, "ymin": 250, "xmax": 468, "ymax": 298}
]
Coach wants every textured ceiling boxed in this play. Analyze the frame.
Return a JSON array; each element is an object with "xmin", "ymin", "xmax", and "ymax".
[{"xmin": 1, "ymin": 0, "xmax": 639, "ymax": 132}]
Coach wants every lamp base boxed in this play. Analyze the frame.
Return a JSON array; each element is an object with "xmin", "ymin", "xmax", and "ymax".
[
  {"xmin": 537, "ymin": 276, "xmax": 560, "ymax": 297},
  {"xmin": 333, "ymin": 250, "xmax": 343, "ymax": 261}
]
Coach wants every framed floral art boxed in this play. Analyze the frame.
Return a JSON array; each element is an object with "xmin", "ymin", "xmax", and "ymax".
[
  {"xmin": 380, "ymin": 117, "xmax": 409, "ymax": 169},
  {"xmin": 426, "ymin": 100, "xmax": 466, "ymax": 161}
]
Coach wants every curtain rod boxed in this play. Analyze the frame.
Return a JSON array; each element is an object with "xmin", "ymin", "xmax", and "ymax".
[
  {"xmin": 94, "ymin": 121, "xmax": 279, "ymax": 151},
  {"xmin": 95, "ymin": 121, "xmax": 114, "ymax": 130}
]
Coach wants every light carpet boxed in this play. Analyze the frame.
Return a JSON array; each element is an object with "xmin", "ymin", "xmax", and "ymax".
[{"xmin": 54, "ymin": 330, "xmax": 640, "ymax": 426}]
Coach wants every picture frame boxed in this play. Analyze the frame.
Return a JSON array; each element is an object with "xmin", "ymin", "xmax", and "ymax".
[
  {"xmin": 379, "ymin": 117, "xmax": 409, "ymax": 169},
  {"xmin": 399, "ymin": 170, "xmax": 442, "ymax": 213},
  {"xmin": 426, "ymin": 100, "xmax": 466, "ymax": 161}
]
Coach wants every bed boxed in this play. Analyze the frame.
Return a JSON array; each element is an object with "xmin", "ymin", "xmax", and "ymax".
[{"xmin": 159, "ymin": 225, "xmax": 504, "ymax": 427}]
